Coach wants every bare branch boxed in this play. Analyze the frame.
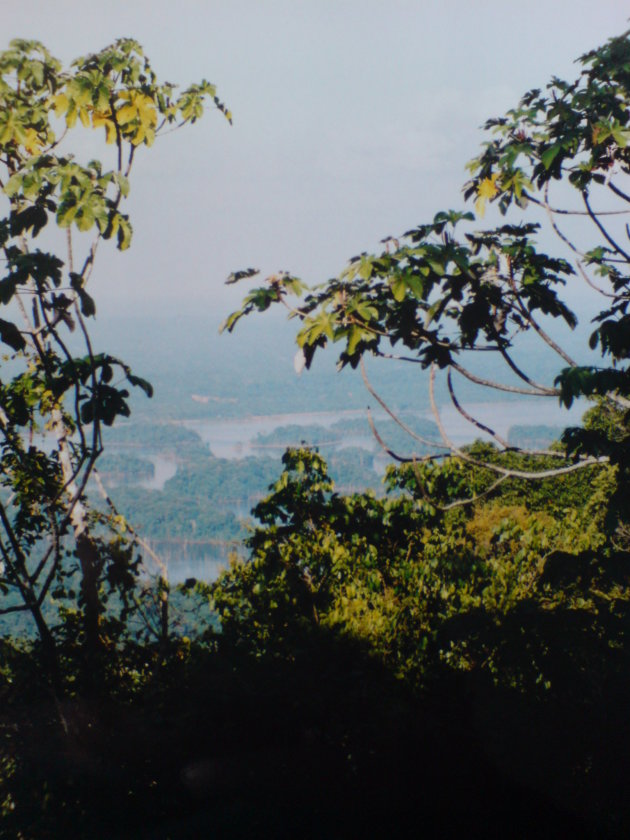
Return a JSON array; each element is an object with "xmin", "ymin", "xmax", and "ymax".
[
  {"xmin": 124, "ymin": 144, "xmax": 136, "ymax": 179},
  {"xmin": 36, "ymin": 534, "xmax": 63, "ymax": 608},
  {"xmin": 583, "ymin": 190, "xmax": 630, "ymax": 263},
  {"xmin": 29, "ymin": 537, "xmax": 57, "ymax": 587},
  {"xmin": 0, "ymin": 601, "xmax": 32, "ymax": 616},
  {"xmin": 608, "ymin": 180, "xmax": 630, "ymax": 204},
  {"xmin": 429, "ymin": 365, "xmax": 603, "ymax": 480},
  {"xmin": 78, "ymin": 238, "xmax": 100, "ymax": 286},
  {"xmin": 541, "ymin": 183, "xmax": 589, "ymax": 259},
  {"xmin": 446, "ymin": 368, "xmax": 511, "ymax": 448},
  {"xmin": 409, "ymin": 455, "xmax": 510, "ymax": 512},
  {"xmin": 575, "ymin": 258, "xmax": 617, "ymax": 298},
  {"xmin": 505, "ymin": 272, "xmax": 578, "ymax": 368},
  {"xmin": 109, "ymin": 93, "xmax": 124, "ymax": 174},
  {"xmin": 496, "ymin": 339, "xmax": 562, "ymax": 393},
  {"xmin": 450, "ymin": 359, "xmax": 557, "ymax": 396},
  {"xmin": 527, "ymin": 192, "xmax": 630, "ymax": 216},
  {"xmin": 366, "ymin": 408, "xmax": 446, "ymax": 464},
  {"xmin": 360, "ymin": 357, "xmax": 445, "ymax": 450}
]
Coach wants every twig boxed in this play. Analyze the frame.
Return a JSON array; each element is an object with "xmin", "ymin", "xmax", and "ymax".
[
  {"xmin": 450, "ymin": 359, "xmax": 558, "ymax": 396},
  {"xmin": 583, "ymin": 191, "xmax": 630, "ymax": 263},
  {"xmin": 360, "ymin": 357, "xmax": 444, "ymax": 450},
  {"xmin": 429, "ymin": 364, "xmax": 603, "ymax": 480},
  {"xmin": 366, "ymin": 408, "xmax": 446, "ymax": 464},
  {"xmin": 446, "ymin": 368, "xmax": 511, "ymax": 448}
]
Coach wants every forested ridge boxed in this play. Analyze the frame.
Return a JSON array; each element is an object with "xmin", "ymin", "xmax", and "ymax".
[{"xmin": 1, "ymin": 31, "xmax": 630, "ymax": 839}]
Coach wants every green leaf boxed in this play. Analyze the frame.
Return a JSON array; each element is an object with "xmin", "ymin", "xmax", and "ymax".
[
  {"xmin": 541, "ymin": 144, "xmax": 563, "ymax": 170},
  {"xmin": 126, "ymin": 372, "xmax": 153, "ymax": 398},
  {"xmin": 4, "ymin": 173, "xmax": 23, "ymax": 198},
  {"xmin": 404, "ymin": 273, "xmax": 426, "ymax": 299},
  {"xmin": 116, "ymin": 215, "xmax": 132, "ymax": 250},
  {"xmin": 390, "ymin": 275, "xmax": 406, "ymax": 302},
  {"xmin": 347, "ymin": 325, "xmax": 365, "ymax": 355}
]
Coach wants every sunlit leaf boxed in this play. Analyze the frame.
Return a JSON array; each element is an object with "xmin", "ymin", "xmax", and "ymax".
[{"xmin": 475, "ymin": 174, "xmax": 500, "ymax": 217}]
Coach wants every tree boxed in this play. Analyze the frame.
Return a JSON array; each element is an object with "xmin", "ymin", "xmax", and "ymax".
[
  {"xmin": 0, "ymin": 38, "xmax": 230, "ymax": 692},
  {"xmin": 222, "ymin": 29, "xmax": 630, "ymax": 522},
  {"xmin": 212, "ymin": 31, "xmax": 630, "ymax": 832},
  {"xmin": 210, "ymin": 443, "xmax": 618, "ymax": 677}
]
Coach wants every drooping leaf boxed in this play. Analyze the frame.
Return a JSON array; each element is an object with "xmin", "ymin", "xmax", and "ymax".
[{"xmin": 0, "ymin": 318, "xmax": 26, "ymax": 351}]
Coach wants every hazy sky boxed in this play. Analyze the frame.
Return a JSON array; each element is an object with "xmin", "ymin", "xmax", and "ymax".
[{"xmin": 4, "ymin": 1, "xmax": 629, "ymax": 323}]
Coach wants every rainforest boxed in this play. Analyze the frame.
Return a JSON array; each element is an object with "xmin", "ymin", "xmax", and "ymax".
[{"xmin": 1, "ymin": 28, "xmax": 630, "ymax": 839}]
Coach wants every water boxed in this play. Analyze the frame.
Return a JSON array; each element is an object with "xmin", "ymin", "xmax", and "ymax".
[
  {"xmin": 428, "ymin": 398, "xmax": 585, "ymax": 444},
  {"xmin": 180, "ymin": 398, "xmax": 586, "ymax": 460},
  {"xmin": 139, "ymin": 453, "xmax": 178, "ymax": 490},
  {"xmin": 142, "ymin": 539, "xmax": 237, "ymax": 584},
  {"xmin": 118, "ymin": 397, "xmax": 589, "ymax": 581},
  {"xmin": 181, "ymin": 408, "xmax": 374, "ymax": 459}
]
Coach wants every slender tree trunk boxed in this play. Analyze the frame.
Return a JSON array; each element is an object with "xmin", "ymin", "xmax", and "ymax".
[
  {"xmin": 28, "ymin": 595, "xmax": 63, "ymax": 697},
  {"xmin": 51, "ymin": 409, "xmax": 103, "ymax": 689},
  {"xmin": 75, "ymin": 534, "xmax": 103, "ymax": 683},
  {"xmin": 159, "ymin": 576, "xmax": 169, "ymax": 645}
]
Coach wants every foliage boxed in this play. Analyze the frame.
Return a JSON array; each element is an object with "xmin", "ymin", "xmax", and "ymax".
[
  {"xmin": 210, "ymin": 39, "xmax": 630, "ymax": 833},
  {"xmin": 97, "ymin": 450, "xmax": 154, "ymax": 482},
  {"xmin": 223, "ymin": 30, "xmax": 630, "ymax": 499},
  {"xmin": 205, "ymin": 441, "xmax": 630, "ymax": 828},
  {"xmin": 6, "ymin": 27, "xmax": 630, "ymax": 839},
  {"xmin": 209, "ymin": 447, "xmax": 619, "ymax": 679},
  {"xmin": 102, "ymin": 419, "xmax": 209, "ymax": 451},
  {"xmin": 102, "ymin": 418, "xmax": 440, "ymax": 549},
  {"xmin": 0, "ymin": 37, "xmax": 228, "ymax": 690}
]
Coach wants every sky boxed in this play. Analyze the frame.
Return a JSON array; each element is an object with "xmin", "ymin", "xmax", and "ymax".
[{"xmin": 3, "ymin": 1, "xmax": 629, "ymax": 325}]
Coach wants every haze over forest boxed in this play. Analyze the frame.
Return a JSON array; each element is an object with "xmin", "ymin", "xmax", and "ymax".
[
  {"xmin": 80, "ymin": 312, "xmax": 589, "ymax": 585},
  {"xmin": 3, "ymin": 6, "xmax": 630, "ymax": 838},
  {"xmin": 4, "ymin": 1, "xmax": 627, "ymax": 319}
]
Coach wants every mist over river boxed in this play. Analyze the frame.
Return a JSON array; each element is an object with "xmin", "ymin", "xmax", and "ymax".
[
  {"xmin": 88, "ymin": 312, "xmax": 595, "ymax": 583},
  {"xmin": 179, "ymin": 398, "xmax": 586, "ymax": 461},
  {"xmin": 143, "ymin": 540, "xmax": 233, "ymax": 584}
]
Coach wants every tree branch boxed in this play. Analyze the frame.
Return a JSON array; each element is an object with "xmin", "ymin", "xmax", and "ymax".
[
  {"xmin": 360, "ymin": 357, "xmax": 445, "ymax": 450},
  {"xmin": 429, "ymin": 365, "xmax": 603, "ymax": 480},
  {"xmin": 450, "ymin": 359, "xmax": 557, "ymax": 396},
  {"xmin": 446, "ymin": 368, "xmax": 510, "ymax": 448},
  {"xmin": 583, "ymin": 190, "xmax": 630, "ymax": 263}
]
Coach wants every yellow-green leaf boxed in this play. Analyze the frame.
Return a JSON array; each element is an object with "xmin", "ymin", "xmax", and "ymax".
[{"xmin": 475, "ymin": 174, "xmax": 500, "ymax": 217}]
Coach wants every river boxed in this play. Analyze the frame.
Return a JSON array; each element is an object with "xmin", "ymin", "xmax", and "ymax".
[
  {"xmin": 119, "ymin": 396, "xmax": 588, "ymax": 583},
  {"xmin": 178, "ymin": 398, "xmax": 586, "ymax": 460}
]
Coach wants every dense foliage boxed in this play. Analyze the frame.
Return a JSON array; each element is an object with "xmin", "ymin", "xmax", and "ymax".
[
  {"xmin": 210, "ymin": 443, "xmax": 616, "ymax": 677},
  {"xmin": 213, "ymin": 27, "xmax": 630, "ymax": 835},
  {"xmin": 3, "ymin": 29, "xmax": 630, "ymax": 840}
]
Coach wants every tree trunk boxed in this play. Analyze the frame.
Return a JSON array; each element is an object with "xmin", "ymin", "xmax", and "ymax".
[
  {"xmin": 159, "ymin": 576, "xmax": 169, "ymax": 645},
  {"xmin": 51, "ymin": 409, "xmax": 103, "ymax": 689}
]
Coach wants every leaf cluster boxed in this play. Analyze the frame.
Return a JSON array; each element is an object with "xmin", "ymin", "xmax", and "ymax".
[{"xmin": 210, "ymin": 445, "xmax": 623, "ymax": 694}]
